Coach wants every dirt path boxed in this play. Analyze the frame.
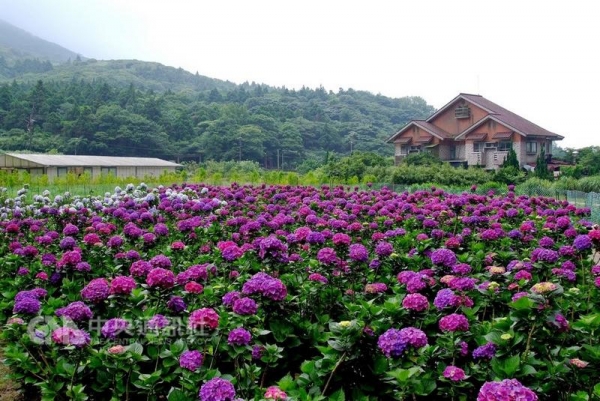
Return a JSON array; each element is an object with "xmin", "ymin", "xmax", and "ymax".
[{"xmin": 0, "ymin": 346, "xmax": 20, "ymax": 401}]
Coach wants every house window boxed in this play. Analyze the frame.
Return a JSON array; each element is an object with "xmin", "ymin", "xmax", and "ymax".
[
  {"xmin": 400, "ymin": 145, "xmax": 409, "ymax": 155},
  {"xmin": 409, "ymin": 145, "xmax": 421, "ymax": 153},
  {"xmin": 450, "ymin": 146, "xmax": 456, "ymax": 159},
  {"xmin": 526, "ymin": 141, "xmax": 538, "ymax": 154},
  {"xmin": 101, "ymin": 167, "xmax": 117, "ymax": 176},
  {"xmin": 498, "ymin": 141, "xmax": 512, "ymax": 151},
  {"xmin": 57, "ymin": 167, "xmax": 67, "ymax": 177},
  {"xmin": 473, "ymin": 142, "xmax": 483, "ymax": 153}
]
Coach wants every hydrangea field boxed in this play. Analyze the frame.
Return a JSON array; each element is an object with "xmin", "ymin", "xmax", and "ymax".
[{"xmin": 1, "ymin": 183, "xmax": 600, "ymax": 400}]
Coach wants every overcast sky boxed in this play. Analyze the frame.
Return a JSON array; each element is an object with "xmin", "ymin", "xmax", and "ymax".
[{"xmin": 1, "ymin": 0, "xmax": 598, "ymax": 149}]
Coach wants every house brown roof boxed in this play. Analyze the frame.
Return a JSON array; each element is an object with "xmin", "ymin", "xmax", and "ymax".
[
  {"xmin": 467, "ymin": 133, "xmax": 487, "ymax": 141},
  {"xmin": 459, "ymin": 94, "xmax": 563, "ymax": 139},
  {"xmin": 413, "ymin": 121, "xmax": 453, "ymax": 139},
  {"xmin": 386, "ymin": 120, "xmax": 452, "ymax": 143},
  {"xmin": 492, "ymin": 132, "xmax": 513, "ymax": 140}
]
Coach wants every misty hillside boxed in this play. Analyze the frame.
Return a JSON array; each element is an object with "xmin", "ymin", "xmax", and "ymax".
[
  {"xmin": 0, "ymin": 19, "xmax": 81, "ymax": 64},
  {"xmin": 0, "ymin": 20, "xmax": 435, "ymax": 169},
  {"xmin": 3, "ymin": 58, "xmax": 238, "ymax": 93}
]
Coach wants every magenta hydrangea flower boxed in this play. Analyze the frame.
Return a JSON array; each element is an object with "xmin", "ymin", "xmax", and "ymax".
[
  {"xmin": 179, "ymin": 350, "xmax": 203, "ymax": 371},
  {"xmin": 477, "ymin": 379, "xmax": 538, "ymax": 401},
  {"xmin": 188, "ymin": 308, "xmax": 220, "ymax": 331},
  {"xmin": 365, "ymin": 283, "xmax": 388, "ymax": 294},
  {"xmin": 51, "ymin": 327, "xmax": 91, "ymax": 348},
  {"xmin": 185, "ymin": 281, "xmax": 204, "ymax": 293},
  {"xmin": 402, "ymin": 293, "xmax": 429, "ymax": 312},
  {"xmin": 317, "ymin": 247, "xmax": 338, "ymax": 264},
  {"xmin": 332, "ymin": 233, "xmax": 351, "ymax": 246},
  {"xmin": 228, "ymin": 327, "xmax": 252, "ymax": 346},
  {"xmin": 443, "ymin": 365, "xmax": 466, "ymax": 381},
  {"xmin": 264, "ymin": 386, "xmax": 288, "ymax": 400},
  {"xmin": 439, "ymin": 313, "xmax": 470, "ymax": 332},
  {"xmin": 130, "ymin": 260, "xmax": 153, "ymax": 277},
  {"xmin": 146, "ymin": 268, "xmax": 175, "ymax": 289},
  {"xmin": 110, "ymin": 276, "xmax": 137, "ymax": 295},
  {"xmin": 308, "ymin": 273, "xmax": 328, "ymax": 284},
  {"xmin": 81, "ymin": 278, "xmax": 110, "ymax": 303},
  {"xmin": 199, "ymin": 377, "xmax": 236, "ymax": 401}
]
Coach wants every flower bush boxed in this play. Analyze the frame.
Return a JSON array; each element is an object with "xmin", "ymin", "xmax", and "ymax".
[{"xmin": 1, "ymin": 183, "xmax": 600, "ymax": 400}]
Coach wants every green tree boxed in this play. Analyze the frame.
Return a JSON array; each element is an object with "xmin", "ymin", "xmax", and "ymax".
[
  {"xmin": 502, "ymin": 148, "xmax": 520, "ymax": 169},
  {"xmin": 534, "ymin": 148, "xmax": 552, "ymax": 180},
  {"xmin": 403, "ymin": 152, "xmax": 442, "ymax": 166}
]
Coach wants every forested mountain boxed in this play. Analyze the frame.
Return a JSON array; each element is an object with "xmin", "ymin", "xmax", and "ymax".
[
  {"xmin": 0, "ymin": 20, "xmax": 435, "ymax": 169},
  {"xmin": 0, "ymin": 19, "xmax": 81, "ymax": 65}
]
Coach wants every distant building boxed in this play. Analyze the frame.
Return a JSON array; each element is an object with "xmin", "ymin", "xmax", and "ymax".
[
  {"xmin": 0, "ymin": 153, "xmax": 181, "ymax": 180},
  {"xmin": 387, "ymin": 93, "xmax": 563, "ymax": 169}
]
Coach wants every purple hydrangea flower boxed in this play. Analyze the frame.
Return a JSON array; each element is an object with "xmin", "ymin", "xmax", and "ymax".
[
  {"xmin": 430, "ymin": 248, "xmax": 457, "ymax": 267},
  {"xmin": 147, "ymin": 314, "xmax": 169, "ymax": 330},
  {"xmin": 167, "ymin": 296, "xmax": 187, "ymax": 313},
  {"xmin": 199, "ymin": 377, "xmax": 236, "ymax": 401},
  {"xmin": 81, "ymin": 278, "xmax": 110, "ymax": 303},
  {"xmin": 348, "ymin": 243, "xmax": 369, "ymax": 262},
  {"xmin": 149, "ymin": 255, "xmax": 172, "ymax": 269},
  {"xmin": 101, "ymin": 318, "xmax": 130, "ymax": 339},
  {"xmin": 573, "ymin": 235, "xmax": 592, "ymax": 251},
  {"xmin": 473, "ymin": 342, "xmax": 496, "ymax": 360},
  {"xmin": 179, "ymin": 350, "xmax": 203, "ymax": 371},
  {"xmin": 232, "ymin": 297, "xmax": 258, "ymax": 315},
  {"xmin": 375, "ymin": 241, "xmax": 394, "ymax": 257},
  {"xmin": 222, "ymin": 291, "xmax": 241, "ymax": 307},
  {"xmin": 377, "ymin": 327, "xmax": 427, "ymax": 358},
  {"xmin": 55, "ymin": 301, "xmax": 93, "ymax": 322},
  {"xmin": 477, "ymin": 379, "xmax": 538, "ymax": 401},
  {"xmin": 228, "ymin": 327, "xmax": 252, "ymax": 346},
  {"xmin": 317, "ymin": 247, "xmax": 338, "ymax": 265},
  {"xmin": 434, "ymin": 289, "xmax": 457, "ymax": 310},
  {"xmin": 13, "ymin": 296, "xmax": 41, "ymax": 314}
]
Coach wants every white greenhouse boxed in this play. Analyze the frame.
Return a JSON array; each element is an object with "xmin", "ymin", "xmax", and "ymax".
[{"xmin": 0, "ymin": 153, "xmax": 181, "ymax": 180}]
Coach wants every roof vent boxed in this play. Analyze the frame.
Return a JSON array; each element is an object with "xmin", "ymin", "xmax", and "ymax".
[{"xmin": 455, "ymin": 106, "xmax": 470, "ymax": 119}]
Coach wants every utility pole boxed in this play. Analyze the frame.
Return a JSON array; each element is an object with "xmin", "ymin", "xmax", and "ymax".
[
  {"xmin": 238, "ymin": 137, "xmax": 242, "ymax": 161},
  {"xmin": 281, "ymin": 150, "xmax": 284, "ymax": 170},
  {"xmin": 277, "ymin": 149, "xmax": 279, "ymax": 169},
  {"xmin": 349, "ymin": 131, "xmax": 357, "ymax": 155}
]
